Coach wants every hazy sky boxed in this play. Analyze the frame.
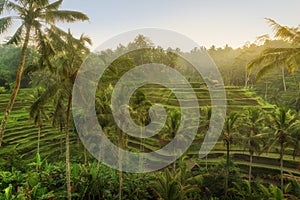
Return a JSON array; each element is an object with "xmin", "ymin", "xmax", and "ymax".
[{"xmin": 1, "ymin": 0, "xmax": 300, "ymax": 50}]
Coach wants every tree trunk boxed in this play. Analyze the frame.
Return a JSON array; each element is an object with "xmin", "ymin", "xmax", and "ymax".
[
  {"xmin": 37, "ymin": 124, "xmax": 41, "ymax": 172},
  {"xmin": 245, "ymin": 69, "xmax": 249, "ymax": 87},
  {"xmin": 249, "ymin": 152, "xmax": 253, "ymax": 183},
  {"xmin": 265, "ymin": 80, "xmax": 268, "ymax": 100},
  {"xmin": 281, "ymin": 66, "xmax": 287, "ymax": 92},
  {"xmin": 37, "ymin": 125, "xmax": 41, "ymax": 155},
  {"xmin": 173, "ymin": 158, "xmax": 176, "ymax": 171},
  {"xmin": 205, "ymin": 155, "xmax": 208, "ymax": 170},
  {"xmin": 118, "ymin": 127, "xmax": 123, "ymax": 200},
  {"xmin": 225, "ymin": 141, "xmax": 230, "ymax": 197},
  {"xmin": 66, "ymin": 95, "xmax": 72, "ymax": 200},
  {"xmin": 60, "ymin": 125, "xmax": 63, "ymax": 155},
  {"xmin": 280, "ymin": 142, "xmax": 284, "ymax": 191},
  {"xmin": 83, "ymin": 145, "xmax": 87, "ymax": 165},
  {"xmin": 173, "ymin": 131, "xmax": 176, "ymax": 171},
  {"xmin": 139, "ymin": 126, "xmax": 145, "ymax": 171},
  {"xmin": 0, "ymin": 25, "xmax": 31, "ymax": 147}
]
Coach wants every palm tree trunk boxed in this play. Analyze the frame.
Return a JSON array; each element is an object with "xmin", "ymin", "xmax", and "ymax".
[
  {"xmin": 37, "ymin": 124, "xmax": 41, "ymax": 172},
  {"xmin": 245, "ymin": 69, "xmax": 249, "ymax": 87},
  {"xmin": 118, "ymin": 127, "xmax": 123, "ymax": 200},
  {"xmin": 265, "ymin": 80, "xmax": 268, "ymax": 100},
  {"xmin": 225, "ymin": 141, "xmax": 230, "ymax": 197},
  {"xmin": 83, "ymin": 145, "xmax": 87, "ymax": 165},
  {"xmin": 66, "ymin": 95, "xmax": 72, "ymax": 200},
  {"xmin": 139, "ymin": 126, "xmax": 144, "ymax": 171},
  {"xmin": 249, "ymin": 152, "xmax": 253, "ymax": 183},
  {"xmin": 281, "ymin": 66, "xmax": 287, "ymax": 92},
  {"xmin": 0, "ymin": 25, "xmax": 31, "ymax": 147},
  {"xmin": 60, "ymin": 125, "xmax": 63, "ymax": 155},
  {"xmin": 37, "ymin": 125, "xmax": 41, "ymax": 155},
  {"xmin": 280, "ymin": 142, "xmax": 284, "ymax": 191},
  {"xmin": 205, "ymin": 155, "xmax": 208, "ymax": 170},
  {"xmin": 173, "ymin": 131, "xmax": 176, "ymax": 171},
  {"xmin": 173, "ymin": 157, "xmax": 176, "ymax": 171}
]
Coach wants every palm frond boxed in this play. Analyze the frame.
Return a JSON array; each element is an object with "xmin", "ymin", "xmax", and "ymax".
[
  {"xmin": 262, "ymin": 47, "xmax": 294, "ymax": 54},
  {"xmin": 46, "ymin": 25, "xmax": 67, "ymax": 47},
  {"xmin": 247, "ymin": 54, "xmax": 269, "ymax": 70},
  {"xmin": 256, "ymin": 62, "xmax": 279, "ymax": 80},
  {"xmin": 45, "ymin": 10, "xmax": 89, "ymax": 23},
  {"xmin": 31, "ymin": 82, "xmax": 60, "ymax": 116},
  {"xmin": 24, "ymin": 62, "xmax": 40, "ymax": 75},
  {"xmin": 5, "ymin": 1, "xmax": 23, "ymax": 13},
  {"xmin": 265, "ymin": 18, "xmax": 300, "ymax": 42},
  {"xmin": 52, "ymin": 95, "xmax": 66, "ymax": 127},
  {"xmin": 80, "ymin": 33, "xmax": 92, "ymax": 46},
  {"xmin": 286, "ymin": 50, "xmax": 300, "ymax": 72},
  {"xmin": 46, "ymin": 0, "xmax": 62, "ymax": 10},
  {"xmin": 6, "ymin": 24, "xmax": 24, "ymax": 45},
  {"xmin": 34, "ymin": 0, "xmax": 49, "ymax": 7},
  {"xmin": 0, "ymin": 0, "xmax": 6, "ymax": 15},
  {"xmin": 36, "ymin": 28, "xmax": 56, "ymax": 70},
  {"xmin": 0, "ymin": 16, "xmax": 12, "ymax": 34}
]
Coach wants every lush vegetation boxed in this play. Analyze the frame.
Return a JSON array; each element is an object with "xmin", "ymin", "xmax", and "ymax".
[{"xmin": 0, "ymin": 1, "xmax": 300, "ymax": 199}]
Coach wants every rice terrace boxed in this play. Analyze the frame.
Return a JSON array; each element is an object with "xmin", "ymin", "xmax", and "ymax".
[{"xmin": 0, "ymin": 0, "xmax": 300, "ymax": 199}]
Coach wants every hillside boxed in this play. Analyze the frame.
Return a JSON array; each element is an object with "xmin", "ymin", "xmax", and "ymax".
[{"xmin": 0, "ymin": 85, "xmax": 272, "ymax": 169}]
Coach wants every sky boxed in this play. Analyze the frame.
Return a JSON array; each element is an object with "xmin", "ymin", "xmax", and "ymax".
[{"xmin": 1, "ymin": 0, "xmax": 300, "ymax": 50}]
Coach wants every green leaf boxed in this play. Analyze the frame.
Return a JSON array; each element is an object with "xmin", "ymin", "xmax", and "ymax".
[
  {"xmin": 0, "ymin": 0, "xmax": 5, "ymax": 15},
  {"xmin": 36, "ymin": 152, "xmax": 42, "ymax": 167},
  {"xmin": 46, "ymin": 10, "xmax": 89, "ymax": 23},
  {"xmin": 46, "ymin": 0, "xmax": 63, "ymax": 10},
  {"xmin": 4, "ymin": 184, "xmax": 13, "ymax": 200},
  {"xmin": 34, "ymin": 0, "xmax": 49, "ymax": 7},
  {"xmin": 7, "ymin": 24, "xmax": 24, "ymax": 45},
  {"xmin": 0, "ymin": 16, "xmax": 12, "ymax": 34}
]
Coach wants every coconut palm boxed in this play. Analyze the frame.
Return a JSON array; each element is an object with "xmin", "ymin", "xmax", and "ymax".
[
  {"xmin": 221, "ymin": 112, "xmax": 239, "ymax": 197},
  {"xmin": 247, "ymin": 18, "xmax": 300, "ymax": 92},
  {"xmin": 0, "ymin": 0, "xmax": 89, "ymax": 147},
  {"xmin": 51, "ymin": 94, "xmax": 66, "ymax": 154},
  {"xmin": 199, "ymin": 106, "xmax": 212, "ymax": 170},
  {"xmin": 113, "ymin": 104, "xmax": 132, "ymax": 200},
  {"xmin": 29, "ymin": 87, "xmax": 48, "ymax": 156},
  {"xmin": 267, "ymin": 107, "xmax": 299, "ymax": 190},
  {"xmin": 240, "ymin": 107, "xmax": 266, "ymax": 183},
  {"xmin": 163, "ymin": 109, "xmax": 181, "ymax": 171},
  {"xmin": 29, "ymin": 30, "xmax": 91, "ymax": 200},
  {"xmin": 151, "ymin": 157, "xmax": 201, "ymax": 200}
]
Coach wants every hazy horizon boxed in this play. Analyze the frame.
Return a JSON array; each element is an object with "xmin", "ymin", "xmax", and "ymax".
[{"xmin": 1, "ymin": 0, "xmax": 300, "ymax": 50}]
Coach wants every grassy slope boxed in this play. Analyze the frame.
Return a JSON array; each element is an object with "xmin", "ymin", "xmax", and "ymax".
[
  {"xmin": 0, "ymin": 89, "xmax": 78, "ymax": 168},
  {"xmin": 0, "ymin": 85, "xmax": 298, "ymax": 175}
]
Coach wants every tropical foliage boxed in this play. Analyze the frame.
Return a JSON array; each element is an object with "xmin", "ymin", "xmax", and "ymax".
[{"xmin": 0, "ymin": 4, "xmax": 300, "ymax": 199}]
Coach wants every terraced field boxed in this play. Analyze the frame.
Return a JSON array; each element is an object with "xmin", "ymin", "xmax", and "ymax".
[
  {"xmin": 0, "ymin": 89, "xmax": 78, "ymax": 168},
  {"xmin": 1, "ymin": 85, "xmax": 299, "ymax": 176},
  {"xmin": 126, "ymin": 84, "xmax": 299, "ymax": 174}
]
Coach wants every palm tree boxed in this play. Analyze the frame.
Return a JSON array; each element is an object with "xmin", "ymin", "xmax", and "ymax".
[
  {"xmin": 267, "ymin": 107, "xmax": 299, "ymax": 190},
  {"xmin": 247, "ymin": 18, "xmax": 300, "ymax": 92},
  {"xmin": 199, "ymin": 106, "xmax": 212, "ymax": 170},
  {"xmin": 151, "ymin": 157, "xmax": 201, "ymax": 200},
  {"xmin": 130, "ymin": 90, "xmax": 152, "ymax": 169},
  {"xmin": 29, "ymin": 30, "xmax": 91, "ymax": 200},
  {"xmin": 95, "ymin": 84, "xmax": 115, "ymax": 163},
  {"xmin": 51, "ymin": 94, "xmax": 66, "ymax": 155},
  {"xmin": 113, "ymin": 104, "xmax": 131, "ymax": 200},
  {"xmin": 163, "ymin": 109, "xmax": 181, "ymax": 171},
  {"xmin": 221, "ymin": 112, "xmax": 239, "ymax": 197},
  {"xmin": 29, "ymin": 87, "xmax": 48, "ymax": 156},
  {"xmin": 240, "ymin": 107, "xmax": 266, "ymax": 183},
  {"xmin": 0, "ymin": 0, "xmax": 89, "ymax": 147}
]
